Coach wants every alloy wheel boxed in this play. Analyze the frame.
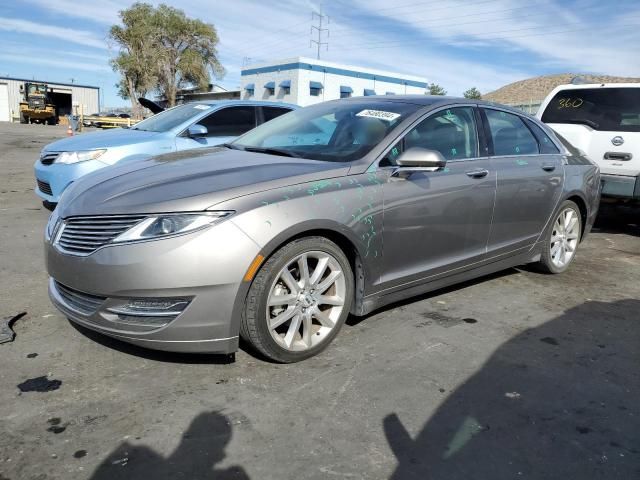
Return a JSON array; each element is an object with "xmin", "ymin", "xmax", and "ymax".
[
  {"xmin": 266, "ymin": 251, "xmax": 346, "ymax": 351},
  {"xmin": 550, "ymin": 207, "xmax": 580, "ymax": 268}
]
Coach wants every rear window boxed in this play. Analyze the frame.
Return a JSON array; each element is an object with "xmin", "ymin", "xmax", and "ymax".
[{"xmin": 541, "ymin": 87, "xmax": 640, "ymax": 132}]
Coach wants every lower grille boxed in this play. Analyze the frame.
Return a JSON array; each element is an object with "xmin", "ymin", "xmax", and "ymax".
[
  {"xmin": 57, "ymin": 215, "xmax": 146, "ymax": 255},
  {"xmin": 37, "ymin": 179, "xmax": 52, "ymax": 195},
  {"xmin": 55, "ymin": 281, "xmax": 106, "ymax": 315}
]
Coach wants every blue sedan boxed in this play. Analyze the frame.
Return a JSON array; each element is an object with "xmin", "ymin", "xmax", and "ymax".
[{"xmin": 34, "ymin": 100, "xmax": 297, "ymax": 204}]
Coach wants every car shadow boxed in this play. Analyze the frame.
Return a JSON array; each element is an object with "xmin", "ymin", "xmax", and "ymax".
[
  {"xmin": 383, "ymin": 299, "xmax": 640, "ymax": 480},
  {"xmin": 592, "ymin": 203, "xmax": 639, "ymax": 237},
  {"xmin": 87, "ymin": 411, "xmax": 250, "ymax": 479}
]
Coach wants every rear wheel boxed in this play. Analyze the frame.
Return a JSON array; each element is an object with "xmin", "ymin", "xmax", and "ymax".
[
  {"xmin": 538, "ymin": 200, "xmax": 582, "ymax": 274},
  {"xmin": 241, "ymin": 237, "xmax": 353, "ymax": 363}
]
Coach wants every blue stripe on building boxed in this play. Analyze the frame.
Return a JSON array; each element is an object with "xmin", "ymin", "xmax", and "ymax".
[{"xmin": 241, "ymin": 62, "xmax": 427, "ymax": 88}]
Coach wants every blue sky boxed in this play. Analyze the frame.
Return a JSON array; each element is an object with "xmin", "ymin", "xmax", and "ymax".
[{"xmin": 1, "ymin": 0, "xmax": 639, "ymax": 107}]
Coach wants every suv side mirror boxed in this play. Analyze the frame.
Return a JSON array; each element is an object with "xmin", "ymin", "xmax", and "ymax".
[
  {"xmin": 188, "ymin": 124, "xmax": 208, "ymax": 138},
  {"xmin": 393, "ymin": 147, "xmax": 447, "ymax": 177}
]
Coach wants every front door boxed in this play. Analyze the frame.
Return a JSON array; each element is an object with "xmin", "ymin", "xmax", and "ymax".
[
  {"xmin": 379, "ymin": 106, "xmax": 496, "ymax": 290},
  {"xmin": 482, "ymin": 108, "xmax": 564, "ymax": 256}
]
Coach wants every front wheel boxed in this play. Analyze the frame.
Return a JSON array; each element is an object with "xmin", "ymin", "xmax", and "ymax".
[
  {"xmin": 538, "ymin": 200, "xmax": 582, "ymax": 274},
  {"xmin": 241, "ymin": 237, "xmax": 354, "ymax": 363}
]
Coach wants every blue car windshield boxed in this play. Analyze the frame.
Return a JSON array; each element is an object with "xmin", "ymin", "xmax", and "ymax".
[
  {"xmin": 131, "ymin": 103, "xmax": 213, "ymax": 132},
  {"xmin": 232, "ymin": 101, "xmax": 420, "ymax": 162}
]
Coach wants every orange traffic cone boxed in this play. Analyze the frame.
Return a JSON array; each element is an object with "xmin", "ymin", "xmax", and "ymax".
[{"xmin": 67, "ymin": 124, "xmax": 73, "ymax": 136}]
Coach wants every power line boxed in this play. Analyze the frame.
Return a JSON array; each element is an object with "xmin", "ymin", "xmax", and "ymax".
[
  {"xmin": 310, "ymin": 7, "xmax": 330, "ymax": 59},
  {"xmin": 328, "ymin": 2, "xmax": 550, "ymax": 39},
  {"xmin": 337, "ymin": 21, "xmax": 640, "ymax": 52}
]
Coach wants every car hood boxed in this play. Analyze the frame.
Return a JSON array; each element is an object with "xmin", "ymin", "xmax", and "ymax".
[
  {"xmin": 58, "ymin": 147, "xmax": 350, "ymax": 217},
  {"xmin": 44, "ymin": 128, "xmax": 160, "ymax": 151}
]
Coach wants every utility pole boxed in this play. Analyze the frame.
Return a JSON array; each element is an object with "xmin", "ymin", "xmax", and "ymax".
[{"xmin": 310, "ymin": 7, "xmax": 329, "ymax": 59}]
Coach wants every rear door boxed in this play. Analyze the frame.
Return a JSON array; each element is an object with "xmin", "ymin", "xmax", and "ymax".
[
  {"xmin": 175, "ymin": 105, "xmax": 257, "ymax": 150},
  {"xmin": 482, "ymin": 107, "xmax": 564, "ymax": 256}
]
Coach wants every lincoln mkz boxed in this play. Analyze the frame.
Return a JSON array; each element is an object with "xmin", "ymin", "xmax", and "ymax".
[{"xmin": 45, "ymin": 96, "xmax": 600, "ymax": 362}]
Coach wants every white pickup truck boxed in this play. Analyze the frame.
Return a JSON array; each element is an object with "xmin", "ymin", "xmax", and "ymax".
[{"xmin": 537, "ymin": 83, "xmax": 640, "ymax": 202}]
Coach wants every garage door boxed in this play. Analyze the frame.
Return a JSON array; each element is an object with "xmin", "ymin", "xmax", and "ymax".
[{"xmin": 0, "ymin": 84, "xmax": 9, "ymax": 122}]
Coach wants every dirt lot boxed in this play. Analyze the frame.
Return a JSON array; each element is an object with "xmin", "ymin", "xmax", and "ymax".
[{"xmin": 0, "ymin": 122, "xmax": 639, "ymax": 480}]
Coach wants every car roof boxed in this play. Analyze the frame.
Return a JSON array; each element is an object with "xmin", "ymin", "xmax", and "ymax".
[
  {"xmin": 334, "ymin": 95, "xmax": 531, "ymax": 116},
  {"xmin": 183, "ymin": 99, "xmax": 298, "ymax": 109}
]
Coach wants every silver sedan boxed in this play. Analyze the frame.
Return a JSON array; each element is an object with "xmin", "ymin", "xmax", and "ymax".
[{"xmin": 45, "ymin": 96, "xmax": 601, "ymax": 362}]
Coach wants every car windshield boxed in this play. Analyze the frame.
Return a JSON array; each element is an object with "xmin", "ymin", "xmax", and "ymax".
[
  {"xmin": 131, "ymin": 103, "xmax": 213, "ymax": 132},
  {"xmin": 541, "ymin": 87, "xmax": 640, "ymax": 133},
  {"xmin": 232, "ymin": 101, "xmax": 420, "ymax": 162}
]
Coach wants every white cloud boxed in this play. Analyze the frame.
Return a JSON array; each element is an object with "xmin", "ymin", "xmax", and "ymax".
[
  {"xmin": 0, "ymin": 17, "xmax": 107, "ymax": 49},
  {"xmin": 13, "ymin": 0, "xmax": 639, "ymax": 97},
  {"xmin": 0, "ymin": 52, "xmax": 111, "ymax": 73},
  {"xmin": 20, "ymin": 0, "xmax": 124, "ymax": 25}
]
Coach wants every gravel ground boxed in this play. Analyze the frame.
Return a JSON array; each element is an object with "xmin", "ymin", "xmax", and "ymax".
[{"xmin": 0, "ymin": 122, "xmax": 638, "ymax": 480}]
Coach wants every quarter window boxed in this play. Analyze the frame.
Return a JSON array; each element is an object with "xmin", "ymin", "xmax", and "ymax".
[
  {"xmin": 484, "ymin": 109, "xmax": 539, "ymax": 156},
  {"xmin": 197, "ymin": 106, "xmax": 256, "ymax": 137}
]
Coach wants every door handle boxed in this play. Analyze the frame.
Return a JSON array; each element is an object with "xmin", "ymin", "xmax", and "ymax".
[
  {"xmin": 466, "ymin": 169, "xmax": 489, "ymax": 179},
  {"xmin": 541, "ymin": 164, "xmax": 556, "ymax": 172}
]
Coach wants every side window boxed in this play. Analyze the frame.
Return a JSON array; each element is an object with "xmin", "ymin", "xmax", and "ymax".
[
  {"xmin": 524, "ymin": 119, "xmax": 561, "ymax": 154},
  {"xmin": 197, "ymin": 106, "xmax": 256, "ymax": 137},
  {"xmin": 262, "ymin": 107, "xmax": 291, "ymax": 123},
  {"xmin": 484, "ymin": 109, "xmax": 539, "ymax": 156},
  {"xmin": 381, "ymin": 107, "xmax": 478, "ymax": 166}
]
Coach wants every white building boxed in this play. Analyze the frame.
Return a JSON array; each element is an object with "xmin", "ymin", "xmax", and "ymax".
[
  {"xmin": 240, "ymin": 57, "xmax": 428, "ymax": 106},
  {"xmin": 0, "ymin": 76, "xmax": 100, "ymax": 122}
]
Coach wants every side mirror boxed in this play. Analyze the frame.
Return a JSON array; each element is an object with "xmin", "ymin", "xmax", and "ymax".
[
  {"xmin": 187, "ymin": 124, "xmax": 208, "ymax": 138},
  {"xmin": 392, "ymin": 147, "xmax": 447, "ymax": 178}
]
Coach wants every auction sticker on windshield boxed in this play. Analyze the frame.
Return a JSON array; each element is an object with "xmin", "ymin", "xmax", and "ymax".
[{"xmin": 356, "ymin": 110, "xmax": 401, "ymax": 122}]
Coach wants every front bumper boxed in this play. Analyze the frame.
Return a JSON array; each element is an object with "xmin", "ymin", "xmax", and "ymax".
[
  {"xmin": 34, "ymin": 159, "xmax": 108, "ymax": 203},
  {"xmin": 600, "ymin": 174, "xmax": 640, "ymax": 200},
  {"xmin": 45, "ymin": 220, "xmax": 261, "ymax": 353}
]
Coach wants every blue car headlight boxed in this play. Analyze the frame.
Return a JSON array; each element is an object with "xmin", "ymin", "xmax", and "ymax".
[
  {"xmin": 113, "ymin": 212, "xmax": 233, "ymax": 243},
  {"xmin": 56, "ymin": 150, "xmax": 107, "ymax": 164}
]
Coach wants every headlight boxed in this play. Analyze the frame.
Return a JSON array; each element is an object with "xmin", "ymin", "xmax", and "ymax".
[
  {"xmin": 56, "ymin": 149, "xmax": 107, "ymax": 164},
  {"xmin": 113, "ymin": 212, "xmax": 233, "ymax": 243}
]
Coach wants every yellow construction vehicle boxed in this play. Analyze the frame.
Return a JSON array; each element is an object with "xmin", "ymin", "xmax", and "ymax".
[{"xmin": 19, "ymin": 82, "xmax": 56, "ymax": 125}]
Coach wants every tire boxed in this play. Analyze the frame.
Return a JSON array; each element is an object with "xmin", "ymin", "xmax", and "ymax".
[
  {"xmin": 537, "ymin": 200, "xmax": 582, "ymax": 274},
  {"xmin": 241, "ymin": 236, "xmax": 354, "ymax": 363}
]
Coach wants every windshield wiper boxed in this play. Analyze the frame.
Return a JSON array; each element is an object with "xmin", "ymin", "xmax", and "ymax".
[
  {"xmin": 242, "ymin": 146, "xmax": 300, "ymax": 158},
  {"xmin": 569, "ymin": 118, "xmax": 599, "ymax": 129}
]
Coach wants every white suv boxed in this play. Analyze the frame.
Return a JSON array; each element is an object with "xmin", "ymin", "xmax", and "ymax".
[{"xmin": 537, "ymin": 83, "xmax": 639, "ymax": 201}]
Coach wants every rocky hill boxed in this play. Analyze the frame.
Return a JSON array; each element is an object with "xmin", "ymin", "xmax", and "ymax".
[{"xmin": 483, "ymin": 74, "xmax": 640, "ymax": 105}]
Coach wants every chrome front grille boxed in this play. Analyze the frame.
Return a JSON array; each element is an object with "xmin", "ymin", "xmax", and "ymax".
[
  {"xmin": 55, "ymin": 281, "xmax": 106, "ymax": 315},
  {"xmin": 40, "ymin": 152, "xmax": 59, "ymax": 165},
  {"xmin": 37, "ymin": 179, "xmax": 52, "ymax": 195},
  {"xmin": 57, "ymin": 215, "xmax": 146, "ymax": 255}
]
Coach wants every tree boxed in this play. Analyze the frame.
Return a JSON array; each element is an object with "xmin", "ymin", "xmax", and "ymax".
[
  {"xmin": 109, "ymin": 3, "xmax": 158, "ymax": 118},
  {"xmin": 463, "ymin": 87, "xmax": 482, "ymax": 100},
  {"xmin": 152, "ymin": 4, "xmax": 224, "ymax": 107},
  {"xmin": 428, "ymin": 83, "xmax": 447, "ymax": 96},
  {"xmin": 109, "ymin": 3, "xmax": 225, "ymax": 111}
]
